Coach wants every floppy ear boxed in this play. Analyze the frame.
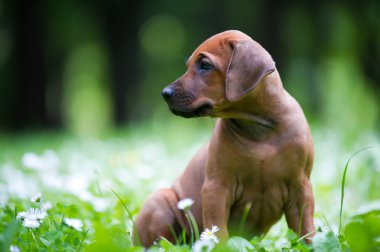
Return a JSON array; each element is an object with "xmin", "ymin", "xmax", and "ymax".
[{"xmin": 226, "ymin": 40, "xmax": 276, "ymax": 102}]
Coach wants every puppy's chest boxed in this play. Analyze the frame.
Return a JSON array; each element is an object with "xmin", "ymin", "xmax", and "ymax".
[
  {"xmin": 228, "ymin": 149, "xmax": 287, "ymax": 181},
  {"xmin": 231, "ymin": 175, "xmax": 288, "ymax": 222},
  {"xmin": 230, "ymin": 156, "xmax": 290, "ymax": 206}
]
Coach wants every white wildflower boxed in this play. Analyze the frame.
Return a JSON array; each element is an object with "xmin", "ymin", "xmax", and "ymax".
[
  {"xmin": 42, "ymin": 201, "xmax": 52, "ymax": 211},
  {"xmin": 22, "ymin": 218, "xmax": 40, "ymax": 229},
  {"xmin": 177, "ymin": 198, "xmax": 194, "ymax": 210},
  {"xmin": 16, "ymin": 211, "xmax": 27, "ymax": 220},
  {"xmin": 78, "ymin": 191, "xmax": 108, "ymax": 212},
  {"xmin": 22, "ymin": 152, "xmax": 41, "ymax": 169},
  {"xmin": 200, "ymin": 225, "xmax": 220, "ymax": 244},
  {"xmin": 42, "ymin": 150, "xmax": 60, "ymax": 169},
  {"xmin": 192, "ymin": 239, "xmax": 215, "ymax": 252},
  {"xmin": 64, "ymin": 218, "xmax": 83, "ymax": 231},
  {"xmin": 22, "ymin": 150, "xmax": 60, "ymax": 170},
  {"xmin": 31, "ymin": 193, "xmax": 42, "ymax": 203},
  {"xmin": 1, "ymin": 164, "xmax": 37, "ymax": 198},
  {"xmin": 27, "ymin": 208, "xmax": 47, "ymax": 220},
  {"xmin": 10, "ymin": 245, "xmax": 20, "ymax": 252},
  {"xmin": 17, "ymin": 208, "xmax": 47, "ymax": 229},
  {"xmin": 17, "ymin": 208, "xmax": 47, "ymax": 221}
]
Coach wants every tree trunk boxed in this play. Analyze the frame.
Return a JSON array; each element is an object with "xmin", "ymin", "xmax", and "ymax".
[
  {"xmin": 10, "ymin": 0, "xmax": 49, "ymax": 129},
  {"xmin": 104, "ymin": 1, "xmax": 141, "ymax": 126}
]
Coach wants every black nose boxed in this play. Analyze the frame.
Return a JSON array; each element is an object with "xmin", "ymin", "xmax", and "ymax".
[{"xmin": 161, "ymin": 87, "xmax": 175, "ymax": 100}]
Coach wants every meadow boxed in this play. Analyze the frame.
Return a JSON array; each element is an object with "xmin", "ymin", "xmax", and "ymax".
[{"xmin": 0, "ymin": 118, "xmax": 379, "ymax": 251}]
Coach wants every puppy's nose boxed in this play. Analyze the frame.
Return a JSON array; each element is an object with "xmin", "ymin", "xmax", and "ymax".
[{"xmin": 161, "ymin": 87, "xmax": 175, "ymax": 100}]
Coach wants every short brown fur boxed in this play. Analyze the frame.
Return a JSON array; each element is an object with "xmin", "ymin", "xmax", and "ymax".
[{"xmin": 134, "ymin": 30, "xmax": 315, "ymax": 246}]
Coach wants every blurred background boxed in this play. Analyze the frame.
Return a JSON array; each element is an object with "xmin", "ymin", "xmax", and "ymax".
[
  {"xmin": 0, "ymin": 1, "xmax": 380, "ymax": 250},
  {"xmin": 0, "ymin": 0, "xmax": 379, "ymax": 136}
]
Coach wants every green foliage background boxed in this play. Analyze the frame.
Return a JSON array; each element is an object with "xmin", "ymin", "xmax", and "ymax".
[{"xmin": 0, "ymin": 0, "xmax": 380, "ymax": 251}]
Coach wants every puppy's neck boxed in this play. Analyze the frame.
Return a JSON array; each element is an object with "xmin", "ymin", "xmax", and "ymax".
[
  {"xmin": 224, "ymin": 117, "xmax": 276, "ymax": 141},
  {"xmin": 222, "ymin": 71, "xmax": 287, "ymax": 141}
]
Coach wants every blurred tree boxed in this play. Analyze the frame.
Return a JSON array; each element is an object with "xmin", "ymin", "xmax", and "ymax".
[
  {"xmin": 104, "ymin": 0, "xmax": 142, "ymax": 126},
  {"xmin": 0, "ymin": 0, "xmax": 379, "ymax": 132},
  {"xmin": 7, "ymin": 0, "xmax": 49, "ymax": 129}
]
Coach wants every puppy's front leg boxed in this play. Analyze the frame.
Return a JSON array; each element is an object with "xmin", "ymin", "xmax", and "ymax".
[
  {"xmin": 201, "ymin": 178, "xmax": 233, "ymax": 241},
  {"xmin": 285, "ymin": 179, "xmax": 315, "ymax": 242}
]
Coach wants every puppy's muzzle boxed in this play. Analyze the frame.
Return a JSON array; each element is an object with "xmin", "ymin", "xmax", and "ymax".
[{"xmin": 161, "ymin": 86, "xmax": 213, "ymax": 118}]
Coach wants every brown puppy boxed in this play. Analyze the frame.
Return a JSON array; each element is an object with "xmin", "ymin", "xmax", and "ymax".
[{"xmin": 134, "ymin": 30, "xmax": 315, "ymax": 246}]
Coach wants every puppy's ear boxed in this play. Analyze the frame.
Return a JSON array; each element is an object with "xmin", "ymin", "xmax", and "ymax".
[{"xmin": 226, "ymin": 40, "xmax": 276, "ymax": 102}]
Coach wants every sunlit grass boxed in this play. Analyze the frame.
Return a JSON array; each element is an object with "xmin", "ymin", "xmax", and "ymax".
[{"xmin": 0, "ymin": 121, "xmax": 379, "ymax": 251}]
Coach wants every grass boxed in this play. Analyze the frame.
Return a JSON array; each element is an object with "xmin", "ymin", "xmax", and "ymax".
[
  {"xmin": 0, "ymin": 121, "xmax": 379, "ymax": 251},
  {"xmin": 338, "ymin": 146, "xmax": 372, "ymax": 236}
]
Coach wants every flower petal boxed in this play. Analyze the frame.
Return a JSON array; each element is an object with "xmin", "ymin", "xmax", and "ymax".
[{"xmin": 177, "ymin": 198, "xmax": 194, "ymax": 210}]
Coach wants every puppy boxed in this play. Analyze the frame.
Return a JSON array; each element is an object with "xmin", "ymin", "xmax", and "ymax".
[{"xmin": 134, "ymin": 30, "xmax": 315, "ymax": 247}]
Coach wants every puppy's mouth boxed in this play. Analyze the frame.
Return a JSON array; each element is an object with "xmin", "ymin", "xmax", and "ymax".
[{"xmin": 170, "ymin": 103, "xmax": 213, "ymax": 118}]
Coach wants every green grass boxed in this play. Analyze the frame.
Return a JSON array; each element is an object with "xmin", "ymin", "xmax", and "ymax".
[
  {"xmin": 0, "ymin": 121, "xmax": 379, "ymax": 251},
  {"xmin": 338, "ymin": 147, "xmax": 372, "ymax": 236}
]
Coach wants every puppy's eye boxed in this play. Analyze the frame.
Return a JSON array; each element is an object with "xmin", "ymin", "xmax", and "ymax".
[{"xmin": 199, "ymin": 60, "xmax": 213, "ymax": 71}]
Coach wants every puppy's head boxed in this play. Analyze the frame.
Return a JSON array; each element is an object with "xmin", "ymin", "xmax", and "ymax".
[{"xmin": 162, "ymin": 30, "xmax": 276, "ymax": 118}]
